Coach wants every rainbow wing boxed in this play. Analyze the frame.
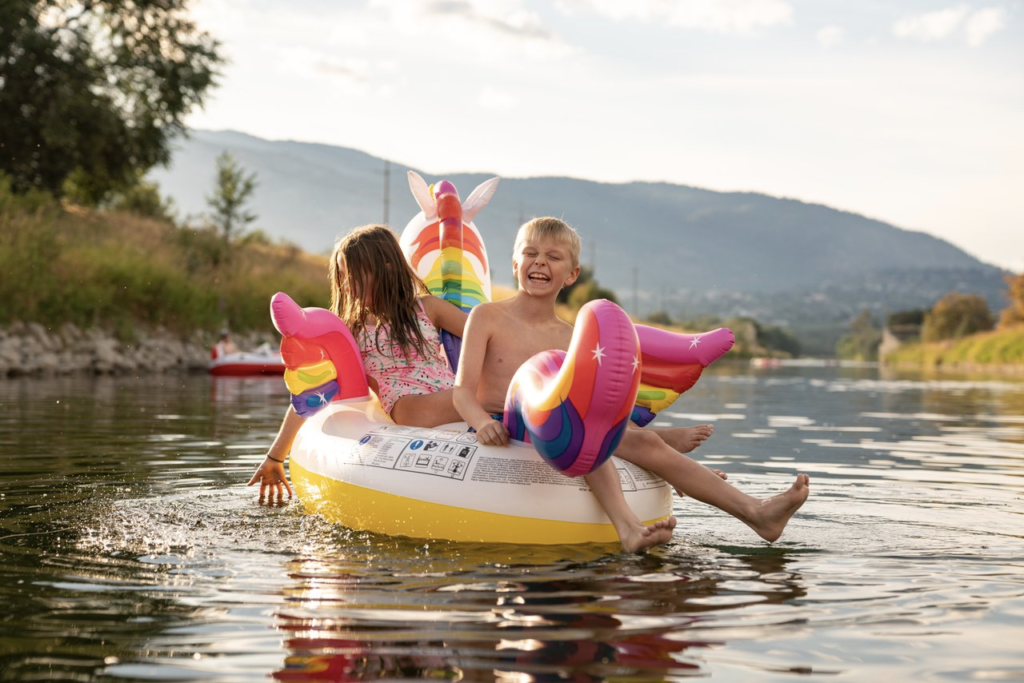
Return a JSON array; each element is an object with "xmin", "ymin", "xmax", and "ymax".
[
  {"xmin": 270, "ymin": 292, "xmax": 370, "ymax": 418},
  {"xmin": 631, "ymin": 326, "xmax": 735, "ymax": 426}
]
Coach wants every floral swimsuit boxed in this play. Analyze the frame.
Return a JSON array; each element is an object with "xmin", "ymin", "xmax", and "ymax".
[{"xmin": 358, "ymin": 301, "xmax": 455, "ymax": 415}]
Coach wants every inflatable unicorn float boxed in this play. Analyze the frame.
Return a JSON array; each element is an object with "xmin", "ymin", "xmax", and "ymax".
[{"xmin": 269, "ymin": 171, "xmax": 734, "ymax": 544}]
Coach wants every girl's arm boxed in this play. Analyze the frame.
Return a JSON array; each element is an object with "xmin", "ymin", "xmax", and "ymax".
[
  {"xmin": 247, "ymin": 405, "xmax": 302, "ymax": 500},
  {"xmin": 422, "ymin": 295, "xmax": 468, "ymax": 337}
]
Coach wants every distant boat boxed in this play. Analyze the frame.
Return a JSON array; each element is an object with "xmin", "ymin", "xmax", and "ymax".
[
  {"xmin": 208, "ymin": 343, "xmax": 285, "ymax": 376},
  {"xmin": 750, "ymin": 357, "xmax": 783, "ymax": 369}
]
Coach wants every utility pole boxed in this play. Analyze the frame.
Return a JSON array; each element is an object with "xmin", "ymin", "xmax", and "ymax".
[
  {"xmin": 632, "ymin": 265, "xmax": 639, "ymax": 318},
  {"xmin": 382, "ymin": 159, "xmax": 391, "ymax": 226}
]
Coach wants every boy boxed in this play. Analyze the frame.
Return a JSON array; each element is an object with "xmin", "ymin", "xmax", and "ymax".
[{"xmin": 454, "ymin": 217, "xmax": 809, "ymax": 551}]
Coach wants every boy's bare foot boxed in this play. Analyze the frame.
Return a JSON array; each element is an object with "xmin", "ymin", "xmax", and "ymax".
[
  {"xmin": 659, "ymin": 424, "xmax": 714, "ymax": 453},
  {"xmin": 621, "ymin": 516, "xmax": 677, "ymax": 553},
  {"xmin": 745, "ymin": 474, "xmax": 810, "ymax": 543}
]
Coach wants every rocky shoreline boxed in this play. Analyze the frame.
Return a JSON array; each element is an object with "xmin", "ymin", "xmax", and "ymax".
[{"xmin": 0, "ymin": 322, "xmax": 275, "ymax": 377}]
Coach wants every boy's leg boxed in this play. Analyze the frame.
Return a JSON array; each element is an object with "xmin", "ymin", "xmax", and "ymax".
[
  {"xmin": 615, "ymin": 429, "xmax": 809, "ymax": 543},
  {"xmin": 583, "ymin": 462, "xmax": 676, "ymax": 553}
]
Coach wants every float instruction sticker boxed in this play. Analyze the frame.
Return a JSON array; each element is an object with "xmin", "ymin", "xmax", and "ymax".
[{"xmin": 346, "ymin": 425, "xmax": 478, "ymax": 481}]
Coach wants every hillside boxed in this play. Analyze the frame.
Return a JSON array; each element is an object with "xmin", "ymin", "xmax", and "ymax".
[{"xmin": 150, "ymin": 130, "xmax": 1008, "ymax": 335}]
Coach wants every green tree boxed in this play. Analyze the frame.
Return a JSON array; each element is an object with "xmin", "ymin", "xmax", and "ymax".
[
  {"xmin": 836, "ymin": 310, "xmax": 882, "ymax": 360},
  {"xmin": 557, "ymin": 264, "xmax": 594, "ymax": 304},
  {"xmin": 0, "ymin": 0, "xmax": 221, "ymax": 203},
  {"xmin": 567, "ymin": 279, "xmax": 618, "ymax": 312},
  {"xmin": 108, "ymin": 177, "xmax": 176, "ymax": 222},
  {"xmin": 206, "ymin": 151, "xmax": 257, "ymax": 243},
  {"xmin": 644, "ymin": 310, "xmax": 673, "ymax": 326},
  {"xmin": 922, "ymin": 292, "xmax": 995, "ymax": 342},
  {"xmin": 998, "ymin": 273, "xmax": 1024, "ymax": 329}
]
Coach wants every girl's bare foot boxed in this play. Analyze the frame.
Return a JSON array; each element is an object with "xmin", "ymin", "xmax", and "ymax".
[
  {"xmin": 621, "ymin": 516, "xmax": 677, "ymax": 553},
  {"xmin": 659, "ymin": 424, "xmax": 714, "ymax": 453},
  {"xmin": 745, "ymin": 474, "xmax": 810, "ymax": 543}
]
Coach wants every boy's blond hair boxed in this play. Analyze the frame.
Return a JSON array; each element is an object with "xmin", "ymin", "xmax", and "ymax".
[{"xmin": 514, "ymin": 217, "xmax": 582, "ymax": 268}]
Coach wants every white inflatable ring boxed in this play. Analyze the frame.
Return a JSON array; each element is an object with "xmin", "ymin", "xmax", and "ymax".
[{"xmin": 288, "ymin": 401, "xmax": 672, "ymax": 545}]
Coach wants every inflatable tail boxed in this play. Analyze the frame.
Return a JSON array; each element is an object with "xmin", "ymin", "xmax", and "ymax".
[
  {"xmin": 631, "ymin": 325, "xmax": 735, "ymax": 427},
  {"xmin": 270, "ymin": 292, "xmax": 370, "ymax": 418},
  {"xmin": 504, "ymin": 300, "xmax": 641, "ymax": 477}
]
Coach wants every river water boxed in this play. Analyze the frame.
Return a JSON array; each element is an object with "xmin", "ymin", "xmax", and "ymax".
[{"xmin": 1, "ymin": 363, "xmax": 1021, "ymax": 681}]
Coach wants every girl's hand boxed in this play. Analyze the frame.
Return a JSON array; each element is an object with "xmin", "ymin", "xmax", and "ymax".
[
  {"xmin": 474, "ymin": 419, "xmax": 509, "ymax": 446},
  {"xmin": 247, "ymin": 457, "xmax": 293, "ymax": 504}
]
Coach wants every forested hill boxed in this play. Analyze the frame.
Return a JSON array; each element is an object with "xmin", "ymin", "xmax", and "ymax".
[{"xmin": 150, "ymin": 130, "xmax": 1007, "ymax": 328}]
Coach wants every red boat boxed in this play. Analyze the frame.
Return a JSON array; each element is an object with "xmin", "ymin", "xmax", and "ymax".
[{"xmin": 208, "ymin": 347, "xmax": 285, "ymax": 376}]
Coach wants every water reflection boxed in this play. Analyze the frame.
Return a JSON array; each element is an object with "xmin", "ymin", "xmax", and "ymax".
[
  {"xmin": 2, "ymin": 368, "xmax": 1024, "ymax": 681},
  {"xmin": 271, "ymin": 544, "xmax": 807, "ymax": 680}
]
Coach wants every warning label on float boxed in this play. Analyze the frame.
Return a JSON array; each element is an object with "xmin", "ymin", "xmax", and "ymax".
[{"xmin": 344, "ymin": 426, "xmax": 478, "ymax": 481}]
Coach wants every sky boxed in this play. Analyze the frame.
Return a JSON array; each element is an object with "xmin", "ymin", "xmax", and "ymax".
[{"xmin": 186, "ymin": 0, "xmax": 1024, "ymax": 272}]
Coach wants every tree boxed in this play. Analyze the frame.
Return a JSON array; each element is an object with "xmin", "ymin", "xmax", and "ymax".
[
  {"xmin": 644, "ymin": 310, "xmax": 673, "ymax": 326},
  {"xmin": 836, "ymin": 310, "xmax": 882, "ymax": 360},
  {"xmin": 998, "ymin": 273, "xmax": 1024, "ymax": 328},
  {"xmin": 922, "ymin": 292, "xmax": 995, "ymax": 342},
  {"xmin": 567, "ymin": 279, "xmax": 618, "ymax": 312},
  {"xmin": 206, "ymin": 151, "xmax": 257, "ymax": 243},
  {"xmin": 0, "ymin": 0, "xmax": 221, "ymax": 203},
  {"xmin": 109, "ymin": 176, "xmax": 176, "ymax": 222},
  {"xmin": 557, "ymin": 264, "xmax": 595, "ymax": 305}
]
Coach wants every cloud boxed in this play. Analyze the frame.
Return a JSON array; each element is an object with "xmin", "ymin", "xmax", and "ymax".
[
  {"xmin": 558, "ymin": 0, "xmax": 793, "ymax": 35},
  {"xmin": 892, "ymin": 5, "xmax": 1008, "ymax": 46},
  {"xmin": 278, "ymin": 47, "xmax": 373, "ymax": 88},
  {"xmin": 892, "ymin": 5, "xmax": 970, "ymax": 42},
  {"xmin": 816, "ymin": 24, "xmax": 844, "ymax": 48},
  {"xmin": 369, "ymin": 0, "xmax": 574, "ymax": 58},
  {"xmin": 477, "ymin": 86, "xmax": 519, "ymax": 109},
  {"xmin": 964, "ymin": 7, "xmax": 1006, "ymax": 46}
]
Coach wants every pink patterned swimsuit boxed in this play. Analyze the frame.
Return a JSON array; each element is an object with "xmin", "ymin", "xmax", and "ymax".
[{"xmin": 358, "ymin": 301, "xmax": 455, "ymax": 415}]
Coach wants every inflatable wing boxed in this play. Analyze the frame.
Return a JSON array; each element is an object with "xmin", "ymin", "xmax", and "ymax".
[
  {"xmin": 400, "ymin": 171, "xmax": 497, "ymax": 372},
  {"xmin": 632, "ymin": 325, "xmax": 735, "ymax": 427},
  {"xmin": 504, "ymin": 300, "xmax": 641, "ymax": 477},
  {"xmin": 270, "ymin": 292, "xmax": 370, "ymax": 418}
]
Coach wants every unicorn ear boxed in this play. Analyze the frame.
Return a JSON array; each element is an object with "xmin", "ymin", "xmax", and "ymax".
[
  {"xmin": 463, "ymin": 177, "xmax": 500, "ymax": 223},
  {"xmin": 407, "ymin": 171, "xmax": 437, "ymax": 220}
]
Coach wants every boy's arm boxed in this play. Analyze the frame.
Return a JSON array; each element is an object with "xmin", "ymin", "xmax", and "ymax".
[
  {"xmin": 422, "ymin": 295, "xmax": 468, "ymax": 338},
  {"xmin": 454, "ymin": 305, "xmax": 509, "ymax": 445}
]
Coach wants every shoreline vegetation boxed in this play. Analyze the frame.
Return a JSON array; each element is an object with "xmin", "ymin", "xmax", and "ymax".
[
  {"xmin": 1, "ymin": 194, "xmax": 779, "ymax": 378},
  {"xmin": 3, "ymin": 192, "xmax": 1020, "ymax": 377},
  {"xmin": 1, "ymin": 187, "xmax": 327, "ymax": 377},
  {"xmin": 883, "ymin": 326, "xmax": 1024, "ymax": 374}
]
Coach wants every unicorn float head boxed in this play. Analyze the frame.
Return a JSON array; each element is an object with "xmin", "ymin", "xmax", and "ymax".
[{"xmin": 399, "ymin": 171, "xmax": 498, "ymax": 371}]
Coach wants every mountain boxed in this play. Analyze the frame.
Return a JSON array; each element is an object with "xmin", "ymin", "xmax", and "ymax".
[{"xmin": 149, "ymin": 130, "xmax": 1008, "ymax": 344}]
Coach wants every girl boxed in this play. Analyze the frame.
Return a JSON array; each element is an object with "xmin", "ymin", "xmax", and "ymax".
[
  {"xmin": 246, "ymin": 223, "xmax": 675, "ymax": 552},
  {"xmin": 247, "ymin": 224, "xmax": 467, "ymax": 501}
]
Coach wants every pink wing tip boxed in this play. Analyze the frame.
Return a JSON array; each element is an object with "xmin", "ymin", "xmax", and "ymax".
[
  {"xmin": 270, "ymin": 292, "xmax": 304, "ymax": 336},
  {"xmin": 695, "ymin": 327, "xmax": 735, "ymax": 367}
]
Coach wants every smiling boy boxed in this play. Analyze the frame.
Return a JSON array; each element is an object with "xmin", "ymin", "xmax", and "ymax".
[{"xmin": 454, "ymin": 217, "xmax": 809, "ymax": 548}]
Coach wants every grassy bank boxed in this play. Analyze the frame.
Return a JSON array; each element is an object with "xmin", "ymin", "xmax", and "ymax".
[
  {"xmin": 883, "ymin": 326, "xmax": 1024, "ymax": 370},
  {"xmin": 2, "ymin": 189, "xmax": 763, "ymax": 363},
  {"xmin": 0, "ymin": 194, "xmax": 328, "ymax": 338}
]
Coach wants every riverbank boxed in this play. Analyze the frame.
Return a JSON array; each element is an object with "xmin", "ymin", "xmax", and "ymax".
[
  {"xmin": 0, "ymin": 322, "xmax": 276, "ymax": 377},
  {"xmin": 882, "ymin": 326, "xmax": 1024, "ymax": 373}
]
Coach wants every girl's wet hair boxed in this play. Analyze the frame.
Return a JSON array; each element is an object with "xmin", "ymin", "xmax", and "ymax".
[
  {"xmin": 329, "ymin": 224, "xmax": 430, "ymax": 359},
  {"xmin": 514, "ymin": 217, "xmax": 582, "ymax": 268}
]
